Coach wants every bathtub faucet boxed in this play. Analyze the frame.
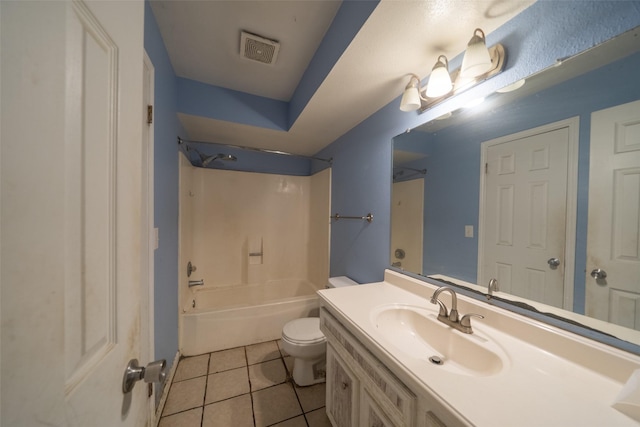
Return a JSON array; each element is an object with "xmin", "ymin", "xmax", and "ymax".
[{"xmin": 188, "ymin": 279, "xmax": 204, "ymax": 288}]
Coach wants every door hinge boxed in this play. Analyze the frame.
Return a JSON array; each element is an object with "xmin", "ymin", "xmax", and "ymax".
[
  {"xmin": 147, "ymin": 105, "xmax": 153, "ymax": 124},
  {"xmin": 485, "ymin": 162, "xmax": 488, "ymax": 174}
]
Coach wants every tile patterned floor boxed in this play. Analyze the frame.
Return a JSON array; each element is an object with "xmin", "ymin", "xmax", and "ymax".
[{"xmin": 159, "ymin": 340, "xmax": 331, "ymax": 427}]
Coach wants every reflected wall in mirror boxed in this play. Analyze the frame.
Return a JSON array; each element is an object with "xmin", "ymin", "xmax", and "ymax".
[{"xmin": 392, "ymin": 27, "xmax": 640, "ymax": 350}]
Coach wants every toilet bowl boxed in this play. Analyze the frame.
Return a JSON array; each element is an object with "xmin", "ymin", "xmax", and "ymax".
[
  {"xmin": 281, "ymin": 276, "xmax": 358, "ymax": 386},
  {"xmin": 281, "ymin": 317, "xmax": 326, "ymax": 386}
]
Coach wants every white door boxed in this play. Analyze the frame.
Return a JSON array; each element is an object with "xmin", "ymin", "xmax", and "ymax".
[
  {"xmin": 391, "ymin": 179, "xmax": 424, "ymax": 274},
  {"xmin": 1, "ymin": 1, "xmax": 148, "ymax": 426},
  {"xmin": 479, "ymin": 119, "xmax": 578, "ymax": 309},
  {"xmin": 586, "ymin": 99, "xmax": 640, "ymax": 329}
]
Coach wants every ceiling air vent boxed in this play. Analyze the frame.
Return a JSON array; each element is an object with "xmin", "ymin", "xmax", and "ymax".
[{"xmin": 240, "ymin": 31, "xmax": 280, "ymax": 65}]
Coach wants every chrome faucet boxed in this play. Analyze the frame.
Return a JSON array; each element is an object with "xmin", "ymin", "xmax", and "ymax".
[
  {"xmin": 430, "ymin": 286, "xmax": 459, "ymax": 322},
  {"xmin": 430, "ymin": 286, "xmax": 484, "ymax": 334},
  {"xmin": 487, "ymin": 278, "xmax": 499, "ymax": 300}
]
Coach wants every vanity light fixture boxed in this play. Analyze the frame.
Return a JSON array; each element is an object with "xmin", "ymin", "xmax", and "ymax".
[
  {"xmin": 460, "ymin": 29, "xmax": 493, "ymax": 78},
  {"xmin": 399, "ymin": 28, "xmax": 506, "ymax": 113},
  {"xmin": 399, "ymin": 74, "xmax": 422, "ymax": 112},
  {"xmin": 425, "ymin": 55, "xmax": 453, "ymax": 98}
]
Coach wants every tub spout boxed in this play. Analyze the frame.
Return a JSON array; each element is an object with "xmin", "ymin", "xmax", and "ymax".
[{"xmin": 188, "ymin": 279, "xmax": 204, "ymax": 288}]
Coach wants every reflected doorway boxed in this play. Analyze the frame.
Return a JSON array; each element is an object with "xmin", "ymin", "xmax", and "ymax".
[
  {"xmin": 391, "ymin": 178, "xmax": 424, "ymax": 273},
  {"xmin": 479, "ymin": 118, "xmax": 579, "ymax": 310},
  {"xmin": 586, "ymin": 99, "xmax": 640, "ymax": 329}
]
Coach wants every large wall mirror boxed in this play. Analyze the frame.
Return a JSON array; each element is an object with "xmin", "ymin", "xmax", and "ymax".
[{"xmin": 391, "ymin": 26, "xmax": 640, "ymax": 352}]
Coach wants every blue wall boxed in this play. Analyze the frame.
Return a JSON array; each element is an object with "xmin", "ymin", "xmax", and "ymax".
[
  {"xmin": 144, "ymin": 1, "xmax": 183, "ymax": 372},
  {"xmin": 317, "ymin": 1, "xmax": 640, "ymax": 284},
  {"xmin": 178, "ymin": 78, "xmax": 289, "ymax": 131}
]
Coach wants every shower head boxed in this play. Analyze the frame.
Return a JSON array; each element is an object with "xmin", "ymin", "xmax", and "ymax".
[{"xmin": 200, "ymin": 153, "xmax": 237, "ymax": 167}]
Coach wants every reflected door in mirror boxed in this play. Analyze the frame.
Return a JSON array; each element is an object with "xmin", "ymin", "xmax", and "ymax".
[
  {"xmin": 480, "ymin": 121, "xmax": 572, "ymax": 309},
  {"xmin": 587, "ymin": 99, "xmax": 640, "ymax": 329}
]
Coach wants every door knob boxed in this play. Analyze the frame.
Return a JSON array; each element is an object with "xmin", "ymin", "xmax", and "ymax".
[
  {"xmin": 122, "ymin": 358, "xmax": 166, "ymax": 394},
  {"xmin": 590, "ymin": 268, "xmax": 607, "ymax": 280},
  {"xmin": 547, "ymin": 258, "xmax": 560, "ymax": 268}
]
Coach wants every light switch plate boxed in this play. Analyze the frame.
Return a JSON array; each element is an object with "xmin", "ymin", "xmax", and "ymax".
[{"xmin": 465, "ymin": 225, "xmax": 474, "ymax": 238}]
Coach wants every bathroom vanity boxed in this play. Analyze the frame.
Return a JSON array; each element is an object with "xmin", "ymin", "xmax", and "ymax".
[{"xmin": 318, "ymin": 270, "xmax": 640, "ymax": 427}]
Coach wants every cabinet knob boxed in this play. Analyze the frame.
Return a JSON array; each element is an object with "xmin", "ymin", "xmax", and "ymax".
[{"xmin": 341, "ymin": 382, "xmax": 349, "ymax": 390}]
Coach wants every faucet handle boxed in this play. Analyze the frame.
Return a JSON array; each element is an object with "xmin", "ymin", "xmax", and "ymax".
[{"xmin": 460, "ymin": 313, "xmax": 484, "ymax": 329}]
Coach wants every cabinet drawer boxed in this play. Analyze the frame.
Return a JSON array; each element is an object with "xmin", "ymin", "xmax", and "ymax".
[{"xmin": 321, "ymin": 308, "xmax": 416, "ymax": 426}]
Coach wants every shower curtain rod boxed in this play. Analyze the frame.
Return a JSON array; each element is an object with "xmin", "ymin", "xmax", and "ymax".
[
  {"xmin": 394, "ymin": 166, "xmax": 426, "ymax": 174},
  {"xmin": 178, "ymin": 137, "xmax": 333, "ymax": 164}
]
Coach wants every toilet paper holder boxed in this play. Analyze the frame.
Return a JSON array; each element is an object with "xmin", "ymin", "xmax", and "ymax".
[{"xmin": 122, "ymin": 358, "xmax": 167, "ymax": 394}]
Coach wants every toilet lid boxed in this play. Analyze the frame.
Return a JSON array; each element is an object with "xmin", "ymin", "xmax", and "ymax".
[{"xmin": 282, "ymin": 318, "xmax": 325, "ymax": 344}]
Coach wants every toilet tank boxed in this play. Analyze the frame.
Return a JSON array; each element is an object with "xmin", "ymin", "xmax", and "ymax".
[{"xmin": 327, "ymin": 276, "xmax": 358, "ymax": 289}]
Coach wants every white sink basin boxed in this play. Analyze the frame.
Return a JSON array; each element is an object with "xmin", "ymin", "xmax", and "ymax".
[{"xmin": 371, "ymin": 304, "xmax": 509, "ymax": 377}]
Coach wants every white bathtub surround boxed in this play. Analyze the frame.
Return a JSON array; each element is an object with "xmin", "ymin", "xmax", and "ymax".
[
  {"xmin": 187, "ymin": 167, "xmax": 330, "ymax": 289},
  {"xmin": 318, "ymin": 270, "xmax": 640, "ymax": 426},
  {"xmin": 248, "ymin": 236, "xmax": 263, "ymax": 265},
  {"xmin": 178, "ymin": 156, "xmax": 331, "ymax": 355}
]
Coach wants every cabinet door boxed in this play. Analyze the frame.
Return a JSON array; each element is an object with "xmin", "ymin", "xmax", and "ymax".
[{"xmin": 326, "ymin": 344, "xmax": 359, "ymax": 427}]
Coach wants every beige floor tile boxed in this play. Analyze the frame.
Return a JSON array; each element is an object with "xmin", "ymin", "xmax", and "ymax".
[
  {"xmin": 158, "ymin": 407, "xmax": 202, "ymax": 427},
  {"xmin": 249, "ymin": 359, "xmax": 287, "ymax": 391},
  {"xmin": 205, "ymin": 367, "xmax": 250, "ymax": 404},
  {"xmin": 295, "ymin": 382, "xmax": 325, "ymax": 412},
  {"xmin": 252, "ymin": 382, "xmax": 302, "ymax": 427},
  {"xmin": 209, "ymin": 347, "xmax": 247, "ymax": 374},
  {"xmin": 283, "ymin": 356, "xmax": 294, "ymax": 376},
  {"xmin": 202, "ymin": 394, "xmax": 253, "ymax": 427},
  {"xmin": 305, "ymin": 407, "xmax": 332, "ymax": 427},
  {"xmin": 246, "ymin": 341, "xmax": 280, "ymax": 365},
  {"xmin": 163, "ymin": 376, "xmax": 206, "ymax": 416},
  {"xmin": 271, "ymin": 415, "xmax": 307, "ymax": 427},
  {"xmin": 174, "ymin": 354, "xmax": 210, "ymax": 382},
  {"xmin": 276, "ymin": 339, "xmax": 289, "ymax": 356}
]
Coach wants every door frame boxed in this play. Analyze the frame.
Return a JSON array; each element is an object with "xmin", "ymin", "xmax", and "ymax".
[
  {"xmin": 477, "ymin": 117, "xmax": 579, "ymax": 310},
  {"xmin": 142, "ymin": 50, "xmax": 156, "ymax": 420}
]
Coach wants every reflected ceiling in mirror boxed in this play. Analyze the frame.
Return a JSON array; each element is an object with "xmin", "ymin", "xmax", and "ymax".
[{"xmin": 391, "ymin": 26, "xmax": 640, "ymax": 352}]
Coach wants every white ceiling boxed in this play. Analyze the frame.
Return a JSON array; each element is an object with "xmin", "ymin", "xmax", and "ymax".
[{"xmin": 151, "ymin": 0, "xmax": 534, "ymax": 156}]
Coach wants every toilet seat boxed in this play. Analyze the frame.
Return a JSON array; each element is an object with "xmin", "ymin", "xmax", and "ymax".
[{"xmin": 282, "ymin": 318, "xmax": 325, "ymax": 344}]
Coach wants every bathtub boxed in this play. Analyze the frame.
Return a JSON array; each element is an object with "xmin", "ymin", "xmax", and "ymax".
[{"xmin": 180, "ymin": 279, "xmax": 321, "ymax": 356}]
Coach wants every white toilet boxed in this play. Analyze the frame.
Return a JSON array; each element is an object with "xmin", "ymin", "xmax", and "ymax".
[{"xmin": 281, "ymin": 276, "xmax": 358, "ymax": 386}]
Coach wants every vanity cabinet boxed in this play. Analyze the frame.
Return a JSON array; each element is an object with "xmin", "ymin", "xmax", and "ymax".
[{"xmin": 321, "ymin": 307, "xmax": 458, "ymax": 427}]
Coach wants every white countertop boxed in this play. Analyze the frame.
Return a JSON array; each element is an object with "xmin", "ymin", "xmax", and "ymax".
[{"xmin": 318, "ymin": 272, "xmax": 640, "ymax": 427}]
